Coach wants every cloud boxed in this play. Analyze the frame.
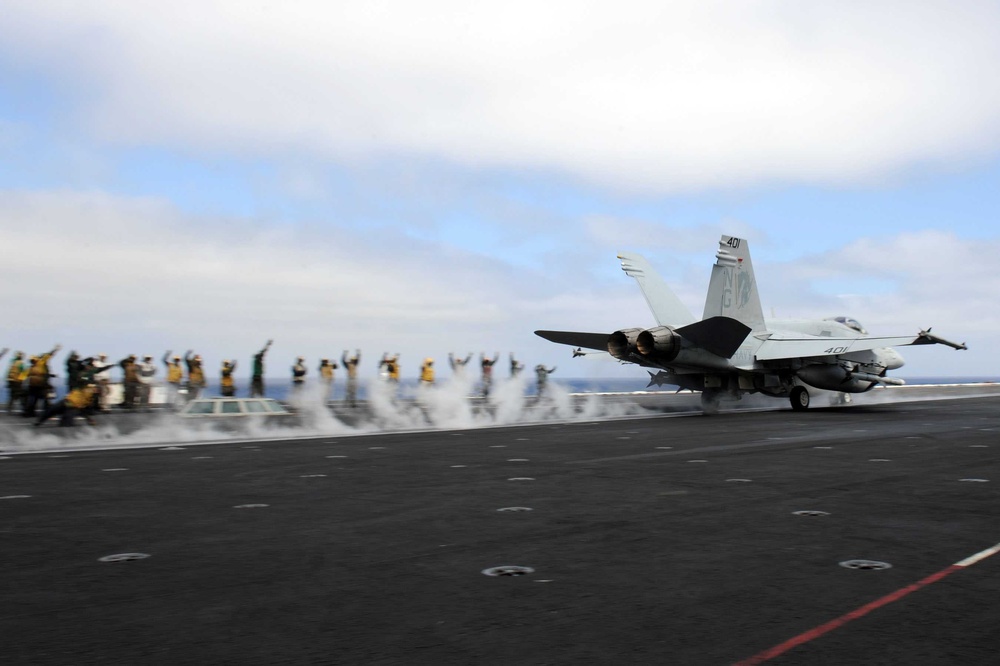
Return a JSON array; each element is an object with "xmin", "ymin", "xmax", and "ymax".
[
  {"xmin": 3, "ymin": 1, "xmax": 1000, "ymax": 193},
  {"xmin": 0, "ymin": 190, "xmax": 648, "ymax": 371},
  {"xmin": 1, "ymin": 191, "xmax": 993, "ymax": 378},
  {"xmin": 754, "ymin": 231, "xmax": 1000, "ymax": 347}
]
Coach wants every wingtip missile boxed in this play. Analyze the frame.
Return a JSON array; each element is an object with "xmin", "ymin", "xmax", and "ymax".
[{"xmin": 918, "ymin": 329, "xmax": 968, "ymax": 351}]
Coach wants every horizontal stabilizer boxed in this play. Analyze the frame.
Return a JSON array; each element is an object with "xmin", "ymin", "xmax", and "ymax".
[
  {"xmin": 674, "ymin": 316, "xmax": 751, "ymax": 359},
  {"xmin": 534, "ymin": 330, "xmax": 608, "ymax": 352}
]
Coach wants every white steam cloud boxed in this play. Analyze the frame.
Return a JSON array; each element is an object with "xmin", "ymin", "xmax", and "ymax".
[{"xmin": 0, "ymin": 376, "xmax": 646, "ymax": 455}]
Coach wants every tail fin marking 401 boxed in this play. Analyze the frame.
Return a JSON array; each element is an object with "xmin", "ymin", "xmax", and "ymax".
[{"xmin": 702, "ymin": 236, "xmax": 767, "ymax": 332}]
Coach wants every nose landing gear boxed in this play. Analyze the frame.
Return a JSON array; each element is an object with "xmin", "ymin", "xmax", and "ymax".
[{"xmin": 789, "ymin": 386, "xmax": 810, "ymax": 410}]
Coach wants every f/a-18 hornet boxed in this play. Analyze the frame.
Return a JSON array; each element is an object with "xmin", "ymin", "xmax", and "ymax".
[{"xmin": 536, "ymin": 235, "xmax": 966, "ymax": 413}]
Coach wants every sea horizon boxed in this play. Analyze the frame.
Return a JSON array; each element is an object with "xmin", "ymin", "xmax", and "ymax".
[{"xmin": 105, "ymin": 374, "xmax": 1000, "ymax": 402}]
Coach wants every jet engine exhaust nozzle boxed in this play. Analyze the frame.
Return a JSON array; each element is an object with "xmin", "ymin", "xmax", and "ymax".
[
  {"xmin": 636, "ymin": 326, "xmax": 681, "ymax": 361},
  {"xmin": 608, "ymin": 328, "xmax": 643, "ymax": 361}
]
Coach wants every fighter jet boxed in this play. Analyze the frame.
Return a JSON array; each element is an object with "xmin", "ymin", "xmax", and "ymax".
[{"xmin": 536, "ymin": 235, "xmax": 966, "ymax": 413}]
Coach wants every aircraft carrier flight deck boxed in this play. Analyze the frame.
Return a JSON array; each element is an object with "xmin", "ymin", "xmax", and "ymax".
[{"xmin": 3, "ymin": 389, "xmax": 1000, "ymax": 665}]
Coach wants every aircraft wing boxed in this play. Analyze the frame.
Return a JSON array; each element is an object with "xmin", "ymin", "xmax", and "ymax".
[
  {"xmin": 534, "ymin": 330, "xmax": 608, "ymax": 352},
  {"xmin": 755, "ymin": 330, "xmax": 967, "ymax": 361}
]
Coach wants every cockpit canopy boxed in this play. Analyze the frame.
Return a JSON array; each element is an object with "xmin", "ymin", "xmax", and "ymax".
[{"xmin": 826, "ymin": 316, "xmax": 867, "ymax": 335}]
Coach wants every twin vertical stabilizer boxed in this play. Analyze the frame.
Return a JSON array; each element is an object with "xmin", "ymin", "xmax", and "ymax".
[
  {"xmin": 618, "ymin": 252, "xmax": 696, "ymax": 327},
  {"xmin": 702, "ymin": 236, "xmax": 767, "ymax": 332}
]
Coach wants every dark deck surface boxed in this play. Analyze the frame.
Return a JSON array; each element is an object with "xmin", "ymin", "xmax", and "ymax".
[{"xmin": 3, "ymin": 394, "xmax": 1000, "ymax": 664}]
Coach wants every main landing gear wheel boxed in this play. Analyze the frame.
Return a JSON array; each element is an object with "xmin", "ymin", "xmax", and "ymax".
[{"xmin": 789, "ymin": 386, "xmax": 810, "ymax": 411}]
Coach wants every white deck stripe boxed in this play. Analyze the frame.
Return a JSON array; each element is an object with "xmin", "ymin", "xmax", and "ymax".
[{"xmin": 955, "ymin": 542, "xmax": 1000, "ymax": 567}]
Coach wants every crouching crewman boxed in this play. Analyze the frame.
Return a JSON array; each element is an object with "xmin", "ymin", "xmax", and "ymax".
[{"xmin": 34, "ymin": 358, "xmax": 111, "ymax": 427}]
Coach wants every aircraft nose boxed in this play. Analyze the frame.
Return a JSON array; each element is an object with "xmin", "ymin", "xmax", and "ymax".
[{"xmin": 882, "ymin": 348, "xmax": 905, "ymax": 370}]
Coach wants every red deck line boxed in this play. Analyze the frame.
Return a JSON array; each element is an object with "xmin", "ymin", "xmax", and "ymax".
[{"xmin": 733, "ymin": 541, "xmax": 1000, "ymax": 665}]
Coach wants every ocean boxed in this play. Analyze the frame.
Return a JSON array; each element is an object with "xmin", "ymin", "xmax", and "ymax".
[
  {"xmin": 38, "ymin": 375, "xmax": 998, "ymax": 403},
  {"xmin": 178, "ymin": 375, "xmax": 1000, "ymax": 401}
]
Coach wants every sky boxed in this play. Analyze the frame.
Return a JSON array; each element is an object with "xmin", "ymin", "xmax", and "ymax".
[{"xmin": 1, "ymin": 1, "xmax": 998, "ymax": 381}]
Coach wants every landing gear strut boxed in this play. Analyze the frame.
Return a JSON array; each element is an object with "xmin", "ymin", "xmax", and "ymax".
[
  {"xmin": 789, "ymin": 386, "xmax": 810, "ymax": 411},
  {"xmin": 700, "ymin": 390, "xmax": 721, "ymax": 415}
]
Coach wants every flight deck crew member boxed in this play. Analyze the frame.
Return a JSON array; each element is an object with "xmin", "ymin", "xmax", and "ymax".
[
  {"xmin": 91, "ymin": 353, "xmax": 111, "ymax": 412},
  {"xmin": 319, "ymin": 358, "xmax": 337, "ymax": 399},
  {"xmin": 480, "ymin": 352, "xmax": 498, "ymax": 397},
  {"xmin": 6, "ymin": 351, "xmax": 26, "ymax": 414},
  {"xmin": 448, "ymin": 353, "xmax": 472, "ymax": 376},
  {"xmin": 535, "ymin": 364, "xmax": 557, "ymax": 396},
  {"xmin": 0, "ymin": 346, "xmax": 7, "ymax": 407},
  {"xmin": 35, "ymin": 383, "xmax": 98, "ymax": 427},
  {"xmin": 137, "ymin": 355, "xmax": 156, "ymax": 409},
  {"xmin": 380, "ymin": 354, "xmax": 400, "ymax": 382},
  {"xmin": 220, "ymin": 360, "xmax": 237, "ymax": 397},
  {"xmin": 65, "ymin": 351, "xmax": 82, "ymax": 391},
  {"xmin": 291, "ymin": 357, "xmax": 307, "ymax": 391},
  {"xmin": 509, "ymin": 353, "xmax": 524, "ymax": 377},
  {"xmin": 342, "ymin": 350, "xmax": 360, "ymax": 406},
  {"xmin": 185, "ymin": 351, "xmax": 205, "ymax": 400},
  {"xmin": 34, "ymin": 358, "xmax": 111, "ymax": 427},
  {"xmin": 163, "ymin": 351, "xmax": 184, "ymax": 406},
  {"xmin": 250, "ymin": 340, "xmax": 273, "ymax": 397},
  {"xmin": 419, "ymin": 358, "xmax": 435, "ymax": 385},
  {"xmin": 25, "ymin": 345, "xmax": 61, "ymax": 417},
  {"xmin": 23, "ymin": 357, "xmax": 37, "ymax": 414},
  {"xmin": 119, "ymin": 354, "xmax": 139, "ymax": 409}
]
